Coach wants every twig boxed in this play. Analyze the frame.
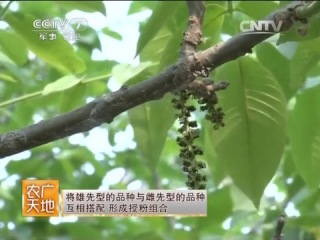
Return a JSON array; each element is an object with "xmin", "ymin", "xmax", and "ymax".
[
  {"xmin": 180, "ymin": 1, "xmax": 205, "ymax": 57},
  {"xmin": 294, "ymin": 1, "xmax": 320, "ymax": 18},
  {"xmin": 273, "ymin": 214, "xmax": 286, "ymax": 240}
]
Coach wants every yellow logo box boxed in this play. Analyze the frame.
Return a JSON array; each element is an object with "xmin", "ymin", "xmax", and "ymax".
[{"xmin": 22, "ymin": 180, "xmax": 59, "ymax": 217}]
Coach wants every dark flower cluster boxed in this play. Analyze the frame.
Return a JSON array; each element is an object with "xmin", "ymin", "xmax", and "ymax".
[{"xmin": 171, "ymin": 79, "xmax": 229, "ymax": 189}]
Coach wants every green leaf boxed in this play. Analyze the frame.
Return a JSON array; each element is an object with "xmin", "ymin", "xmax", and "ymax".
[
  {"xmin": 112, "ymin": 62, "xmax": 155, "ymax": 85},
  {"xmin": 289, "ymin": 85, "xmax": 320, "ymax": 188},
  {"xmin": 201, "ymin": 4, "xmax": 226, "ymax": 48},
  {"xmin": 102, "ymin": 27, "xmax": 122, "ymax": 40},
  {"xmin": 221, "ymin": 9, "xmax": 240, "ymax": 36},
  {"xmin": 0, "ymin": 72, "xmax": 17, "ymax": 82},
  {"xmin": 128, "ymin": 95, "xmax": 175, "ymax": 169},
  {"xmin": 84, "ymin": 59, "xmax": 117, "ymax": 80},
  {"xmin": 289, "ymin": 37, "xmax": 320, "ymax": 92},
  {"xmin": 4, "ymin": 12, "xmax": 86, "ymax": 74},
  {"xmin": 138, "ymin": 5, "xmax": 186, "ymax": 72},
  {"xmin": 172, "ymin": 230, "xmax": 195, "ymax": 240},
  {"xmin": 282, "ymin": 149, "xmax": 297, "ymax": 178},
  {"xmin": 75, "ymin": 25, "xmax": 102, "ymax": 52},
  {"xmin": 4, "ymin": 99, "xmax": 35, "ymax": 129},
  {"xmin": 0, "ymin": 52, "xmax": 28, "ymax": 82},
  {"xmin": 202, "ymin": 120, "xmax": 226, "ymax": 186},
  {"xmin": 309, "ymin": 61, "xmax": 320, "ymax": 78},
  {"xmin": 115, "ymin": 150, "xmax": 152, "ymax": 184},
  {"xmin": 230, "ymin": 186, "xmax": 256, "ymax": 211},
  {"xmin": 0, "ymin": 30, "xmax": 28, "ymax": 66},
  {"xmin": 6, "ymin": 158, "xmax": 49, "ymax": 178},
  {"xmin": 63, "ymin": 223, "xmax": 104, "ymax": 239},
  {"xmin": 136, "ymin": 1, "xmax": 181, "ymax": 56},
  {"xmin": 139, "ymin": 26, "xmax": 172, "ymax": 69},
  {"xmin": 291, "ymin": 216, "xmax": 320, "ymax": 228},
  {"xmin": 198, "ymin": 187, "xmax": 233, "ymax": 228},
  {"xmin": 255, "ymin": 42, "xmax": 292, "ymax": 100},
  {"xmin": 235, "ymin": 1, "xmax": 279, "ymax": 20},
  {"xmin": 158, "ymin": 4, "xmax": 188, "ymax": 70},
  {"xmin": 18, "ymin": 1, "xmax": 58, "ymax": 18},
  {"xmin": 212, "ymin": 56, "xmax": 287, "ymax": 208},
  {"xmin": 60, "ymin": 84, "xmax": 86, "ymax": 112},
  {"xmin": 131, "ymin": 232, "xmax": 164, "ymax": 240},
  {"xmin": 0, "ymin": 188, "xmax": 13, "ymax": 200},
  {"xmin": 127, "ymin": 1, "xmax": 156, "ymax": 15},
  {"xmin": 53, "ymin": 1, "xmax": 106, "ymax": 16},
  {"xmin": 42, "ymin": 75, "xmax": 84, "ymax": 95},
  {"xmin": 125, "ymin": 67, "xmax": 154, "ymax": 87}
]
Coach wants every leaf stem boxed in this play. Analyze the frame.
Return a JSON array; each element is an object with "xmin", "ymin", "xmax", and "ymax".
[
  {"xmin": 81, "ymin": 73, "xmax": 111, "ymax": 84},
  {"xmin": 0, "ymin": 74, "xmax": 112, "ymax": 107},
  {"xmin": 0, "ymin": 1, "xmax": 13, "ymax": 20},
  {"xmin": 0, "ymin": 91, "xmax": 42, "ymax": 108}
]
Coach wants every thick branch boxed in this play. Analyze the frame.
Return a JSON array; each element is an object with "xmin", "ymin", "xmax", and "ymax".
[
  {"xmin": 195, "ymin": 1, "xmax": 309, "ymax": 70},
  {"xmin": 0, "ymin": 1, "xmax": 318, "ymax": 158}
]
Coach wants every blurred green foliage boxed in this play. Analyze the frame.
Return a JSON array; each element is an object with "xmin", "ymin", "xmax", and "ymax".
[{"xmin": 1, "ymin": 1, "xmax": 320, "ymax": 239}]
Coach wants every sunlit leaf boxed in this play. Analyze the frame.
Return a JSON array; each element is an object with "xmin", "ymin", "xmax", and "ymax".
[
  {"xmin": 0, "ymin": 72, "xmax": 17, "ymax": 82},
  {"xmin": 136, "ymin": 1, "xmax": 181, "ymax": 56},
  {"xmin": 212, "ymin": 56, "xmax": 287, "ymax": 208},
  {"xmin": 42, "ymin": 75, "xmax": 84, "ymax": 95},
  {"xmin": 0, "ymin": 30, "xmax": 28, "ymax": 66},
  {"xmin": 4, "ymin": 12, "xmax": 86, "ymax": 74}
]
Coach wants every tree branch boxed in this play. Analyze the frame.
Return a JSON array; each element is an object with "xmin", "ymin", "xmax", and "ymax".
[
  {"xmin": 180, "ymin": 1, "xmax": 205, "ymax": 57},
  {"xmin": 0, "ymin": 1, "xmax": 318, "ymax": 158},
  {"xmin": 294, "ymin": 1, "xmax": 320, "ymax": 18}
]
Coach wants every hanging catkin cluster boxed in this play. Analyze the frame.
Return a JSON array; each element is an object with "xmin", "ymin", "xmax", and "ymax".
[{"xmin": 172, "ymin": 79, "xmax": 229, "ymax": 189}]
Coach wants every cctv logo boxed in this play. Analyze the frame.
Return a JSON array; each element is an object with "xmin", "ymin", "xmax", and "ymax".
[{"xmin": 33, "ymin": 18, "xmax": 88, "ymax": 32}]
